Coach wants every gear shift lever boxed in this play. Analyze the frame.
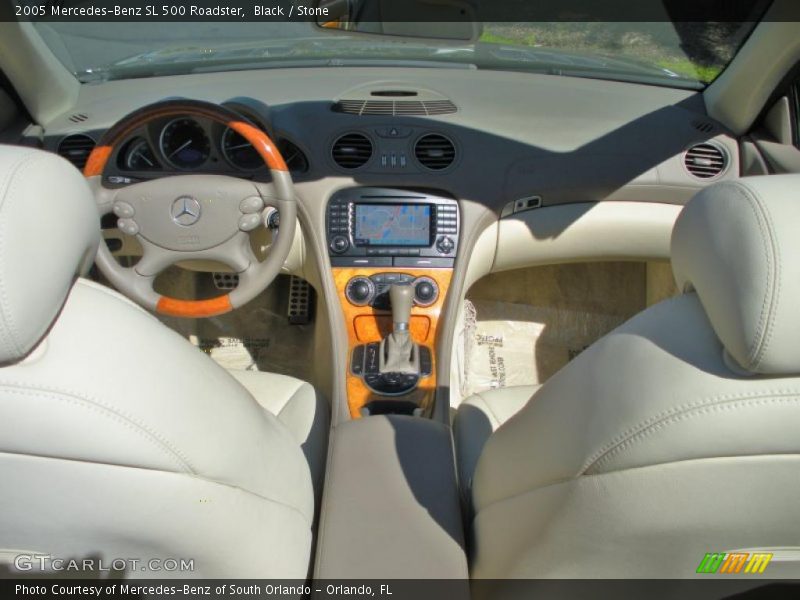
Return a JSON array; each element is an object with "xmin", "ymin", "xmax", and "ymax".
[
  {"xmin": 390, "ymin": 282, "xmax": 414, "ymax": 332},
  {"xmin": 379, "ymin": 283, "xmax": 420, "ymax": 374}
]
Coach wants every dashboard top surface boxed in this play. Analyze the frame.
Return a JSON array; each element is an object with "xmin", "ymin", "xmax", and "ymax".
[{"xmin": 39, "ymin": 66, "xmax": 739, "ymax": 211}]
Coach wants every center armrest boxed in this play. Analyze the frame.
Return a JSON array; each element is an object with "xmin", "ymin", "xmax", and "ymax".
[{"xmin": 314, "ymin": 415, "xmax": 468, "ymax": 579}]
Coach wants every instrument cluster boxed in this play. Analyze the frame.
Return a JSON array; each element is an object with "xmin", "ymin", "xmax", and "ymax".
[{"xmin": 114, "ymin": 114, "xmax": 308, "ymax": 179}]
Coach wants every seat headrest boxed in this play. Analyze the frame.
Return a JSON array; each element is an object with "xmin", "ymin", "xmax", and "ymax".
[
  {"xmin": 672, "ymin": 175, "xmax": 800, "ymax": 375},
  {"xmin": 0, "ymin": 145, "xmax": 100, "ymax": 364}
]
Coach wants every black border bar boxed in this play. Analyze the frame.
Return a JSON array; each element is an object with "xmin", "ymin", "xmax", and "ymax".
[{"xmin": 0, "ymin": 0, "xmax": 793, "ymax": 23}]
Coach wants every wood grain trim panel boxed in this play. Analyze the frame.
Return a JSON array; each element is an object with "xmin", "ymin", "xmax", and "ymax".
[
  {"xmin": 83, "ymin": 145, "xmax": 112, "ymax": 177},
  {"xmin": 156, "ymin": 294, "xmax": 232, "ymax": 318},
  {"xmin": 333, "ymin": 267, "xmax": 452, "ymax": 419}
]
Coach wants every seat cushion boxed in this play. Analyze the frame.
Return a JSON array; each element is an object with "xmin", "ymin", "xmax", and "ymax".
[
  {"xmin": 229, "ymin": 369, "xmax": 328, "ymax": 500},
  {"xmin": 453, "ymin": 385, "xmax": 539, "ymax": 503}
]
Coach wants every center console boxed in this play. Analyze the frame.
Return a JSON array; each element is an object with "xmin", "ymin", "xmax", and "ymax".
[
  {"xmin": 319, "ymin": 190, "xmax": 468, "ymax": 582},
  {"xmin": 327, "ymin": 188, "xmax": 459, "ymax": 418}
]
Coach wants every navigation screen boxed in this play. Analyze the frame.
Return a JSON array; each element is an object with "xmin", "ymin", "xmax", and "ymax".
[{"xmin": 354, "ymin": 204, "xmax": 432, "ymax": 247}]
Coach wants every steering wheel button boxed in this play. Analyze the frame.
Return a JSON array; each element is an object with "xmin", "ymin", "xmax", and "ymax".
[
  {"xmin": 113, "ymin": 201, "xmax": 135, "ymax": 218},
  {"xmin": 117, "ymin": 218, "xmax": 139, "ymax": 236},
  {"xmin": 238, "ymin": 213, "xmax": 262, "ymax": 232},
  {"xmin": 239, "ymin": 196, "xmax": 264, "ymax": 214}
]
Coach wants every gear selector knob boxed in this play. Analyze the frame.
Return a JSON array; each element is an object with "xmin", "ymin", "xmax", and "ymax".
[{"xmin": 389, "ymin": 283, "xmax": 414, "ymax": 331}]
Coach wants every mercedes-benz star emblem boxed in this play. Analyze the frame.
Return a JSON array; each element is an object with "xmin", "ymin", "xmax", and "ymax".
[{"xmin": 170, "ymin": 196, "xmax": 202, "ymax": 226}]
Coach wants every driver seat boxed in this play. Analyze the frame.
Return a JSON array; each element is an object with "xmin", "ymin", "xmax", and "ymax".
[{"xmin": 0, "ymin": 146, "xmax": 327, "ymax": 577}]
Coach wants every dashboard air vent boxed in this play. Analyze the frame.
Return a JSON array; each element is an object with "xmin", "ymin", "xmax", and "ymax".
[
  {"xmin": 68, "ymin": 113, "xmax": 89, "ymax": 123},
  {"xmin": 414, "ymin": 134, "xmax": 456, "ymax": 171},
  {"xmin": 684, "ymin": 143, "xmax": 727, "ymax": 179},
  {"xmin": 334, "ymin": 99, "xmax": 457, "ymax": 116},
  {"xmin": 332, "ymin": 133, "xmax": 373, "ymax": 169},
  {"xmin": 57, "ymin": 134, "xmax": 96, "ymax": 170}
]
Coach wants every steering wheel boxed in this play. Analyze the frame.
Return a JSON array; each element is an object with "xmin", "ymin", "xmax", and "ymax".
[{"xmin": 83, "ymin": 99, "xmax": 296, "ymax": 318}]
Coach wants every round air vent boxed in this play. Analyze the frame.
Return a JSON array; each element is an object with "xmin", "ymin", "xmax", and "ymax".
[
  {"xmin": 414, "ymin": 134, "xmax": 456, "ymax": 171},
  {"xmin": 684, "ymin": 142, "xmax": 728, "ymax": 179},
  {"xmin": 331, "ymin": 133, "xmax": 373, "ymax": 169},
  {"xmin": 57, "ymin": 134, "xmax": 96, "ymax": 170}
]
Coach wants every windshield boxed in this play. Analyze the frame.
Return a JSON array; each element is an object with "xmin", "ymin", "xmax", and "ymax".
[{"xmin": 35, "ymin": 21, "xmax": 762, "ymax": 89}]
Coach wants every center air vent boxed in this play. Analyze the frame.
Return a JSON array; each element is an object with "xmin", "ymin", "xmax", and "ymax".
[
  {"xmin": 332, "ymin": 133, "xmax": 373, "ymax": 169},
  {"xmin": 57, "ymin": 134, "xmax": 96, "ymax": 170},
  {"xmin": 684, "ymin": 143, "xmax": 728, "ymax": 179},
  {"xmin": 414, "ymin": 134, "xmax": 456, "ymax": 171},
  {"xmin": 334, "ymin": 100, "xmax": 457, "ymax": 117}
]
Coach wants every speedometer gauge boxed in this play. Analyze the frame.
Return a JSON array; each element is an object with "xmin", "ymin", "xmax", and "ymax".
[
  {"xmin": 221, "ymin": 127, "xmax": 262, "ymax": 171},
  {"xmin": 159, "ymin": 118, "xmax": 210, "ymax": 169}
]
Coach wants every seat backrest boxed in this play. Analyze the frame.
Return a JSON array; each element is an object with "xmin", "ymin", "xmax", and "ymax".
[
  {"xmin": 470, "ymin": 175, "xmax": 800, "ymax": 578},
  {"xmin": 0, "ymin": 146, "xmax": 313, "ymax": 578}
]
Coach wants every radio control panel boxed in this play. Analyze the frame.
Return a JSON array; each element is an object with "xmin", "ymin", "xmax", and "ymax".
[{"xmin": 327, "ymin": 187, "xmax": 459, "ymax": 268}]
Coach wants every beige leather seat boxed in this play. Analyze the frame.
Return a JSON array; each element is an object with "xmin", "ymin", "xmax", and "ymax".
[
  {"xmin": 0, "ymin": 146, "xmax": 327, "ymax": 578},
  {"xmin": 453, "ymin": 384, "xmax": 539, "ymax": 501},
  {"xmin": 455, "ymin": 175, "xmax": 800, "ymax": 578}
]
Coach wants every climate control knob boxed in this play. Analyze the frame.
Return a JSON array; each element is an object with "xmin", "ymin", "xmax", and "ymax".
[
  {"xmin": 345, "ymin": 276, "xmax": 375, "ymax": 306},
  {"xmin": 413, "ymin": 276, "xmax": 439, "ymax": 307}
]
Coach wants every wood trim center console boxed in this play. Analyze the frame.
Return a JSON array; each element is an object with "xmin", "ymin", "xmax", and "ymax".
[
  {"xmin": 326, "ymin": 187, "xmax": 459, "ymax": 419},
  {"xmin": 333, "ymin": 267, "xmax": 452, "ymax": 418}
]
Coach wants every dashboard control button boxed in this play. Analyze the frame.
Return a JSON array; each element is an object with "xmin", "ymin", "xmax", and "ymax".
[
  {"xmin": 376, "ymin": 127, "xmax": 412, "ymax": 139},
  {"xmin": 364, "ymin": 343, "xmax": 381, "ymax": 374},
  {"xmin": 117, "ymin": 218, "xmax": 139, "ymax": 236},
  {"xmin": 419, "ymin": 346, "xmax": 433, "ymax": 377},
  {"xmin": 393, "ymin": 257, "xmax": 454, "ymax": 268},
  {"xmin": 351, "ymin": 345, "xmax": 365, "ymax": 376},
  {"xmin": 239, "ymin": 196, "xmax": 264, "ymax": 214},
  {"xmin": 346, "ymin": 276, "xmax": 375, "ymax": 306},
  {"xmin": 330, "ymin": 236, "xmax": 350, "ymax": 254},
  {"xmin": 436, "ymin": 236, "xmax": 455, "ymax": 254},
  {"xmin": 238, "ymin": 213, "xmax": 262, "ymax": 232},
  {"xmin": 113, "ymin": 201, "xmax": 135, "ymax": 219},
  {"xmin": 414, "ymin": 277, "xmax": 439, "ymax": 306},
  {"xmin": 265, "ymin": 208, "xmax": 280, "ymax": 230}
]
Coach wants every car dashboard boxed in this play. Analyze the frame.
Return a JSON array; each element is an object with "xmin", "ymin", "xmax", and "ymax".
[{"xmin": 17, "ymin": 65, "xmax": 743, "ymax": 420}]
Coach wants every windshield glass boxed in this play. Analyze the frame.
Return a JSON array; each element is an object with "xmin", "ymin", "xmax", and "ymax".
[{"xmin": 35, "ymin": 21, "xmax": 762, "ymax": 89}]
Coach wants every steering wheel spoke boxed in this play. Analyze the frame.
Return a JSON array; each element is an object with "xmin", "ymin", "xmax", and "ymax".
[
  {"xmin": 84, "ymin": 99, "xmax": 296, "ymax": 319},
  {"xmin": 86, "ymin": 176, "xmax": 118, "ymax": 215}
]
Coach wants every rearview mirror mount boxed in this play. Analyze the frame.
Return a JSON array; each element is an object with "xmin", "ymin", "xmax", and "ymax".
[{"xmin": 314, "ymin": 0, "xmax": 481, "ymax": 43}]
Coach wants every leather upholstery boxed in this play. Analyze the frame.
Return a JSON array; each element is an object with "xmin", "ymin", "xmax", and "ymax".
[
  {"xmin": 465, "ymin": 175, "xmax": 800, "ymax": 578},
  {"xmin": 452, "ymin": 385, "xmax": 538, "ymax": 501},
  {"xmin": 0, "ymin": 147, "xmax": 323, "ymax": 577},
  {"xmin": 0, "ymin": 146, "xmax": 99, "ymax": 364},
  {"xmin": 672, "ymin": 176, "xmax": 800, "ymax": 374},
  {"xmin": 229, "ymin": 369, "xmax": 329, "ymax": 500}
]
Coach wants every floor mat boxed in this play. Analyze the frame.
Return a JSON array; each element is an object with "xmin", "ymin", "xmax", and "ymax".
[
  {"xmin": 459, "ymin": 299, "xmax": 627, "ymax": 397},
  {"xmin": 458, "ymin": 262, "xmax": 676, "ymax": 399}
]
